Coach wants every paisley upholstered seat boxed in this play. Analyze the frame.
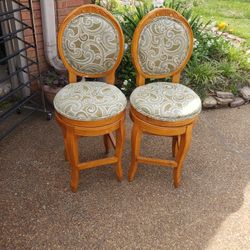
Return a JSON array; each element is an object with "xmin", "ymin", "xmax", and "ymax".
[
  {"xmin": 130, "ymin": 82, "xmax": 201, "ymax": 122},
  {"xmin": 54, "ymin": 81, "xmax": 127, "ymax": 121}
]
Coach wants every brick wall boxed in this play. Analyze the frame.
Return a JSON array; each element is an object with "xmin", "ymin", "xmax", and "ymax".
[
  {"xmin": 20, "ymin": 0, "xmax": 91, "ymax": 75},
  {"xmin": 56, "ymin": 0, "xmax": 91, "ymax": 27}
]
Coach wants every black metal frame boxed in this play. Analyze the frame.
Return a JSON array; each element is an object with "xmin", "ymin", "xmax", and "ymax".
[{"xmin": 0, "ymin": 0, "xmax": 50, "ymax": 141}]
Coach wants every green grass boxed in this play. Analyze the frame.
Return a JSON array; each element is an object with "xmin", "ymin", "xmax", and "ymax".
[{"xmin": 191, "ymin": 0, "xmax": 250, "ymax": 47}]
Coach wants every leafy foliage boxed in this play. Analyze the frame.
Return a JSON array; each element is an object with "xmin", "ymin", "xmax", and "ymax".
[
  {"xmin": 97, "ymin": 0, "xmax": 250, "ymax": 99},
  {"xmin": 93, "ymin": 0, "xmax": 120, "ymax": 12},
  {"xmin": 41, "ymin": 69, "xmax": 68, "ymax": 88},
  {"xmin": 185, "ymin": 61, "xmax": 221, "ymax": 99}
]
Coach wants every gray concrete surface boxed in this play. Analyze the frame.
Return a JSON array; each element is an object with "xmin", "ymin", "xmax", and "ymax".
[{"xmin": 1, "ymin": 104, "xmax": 250, "ymax": 249}]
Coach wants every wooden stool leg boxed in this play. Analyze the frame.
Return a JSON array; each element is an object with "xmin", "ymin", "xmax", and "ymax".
[
  {"xmin": 115, "ymin": 117, "xmax": 125, "ymax": 181},
  {"xmin": 172, "ymin": 135, "xmax": 181, "ymax": 158},
  {"xmin": 68, "ymin": 129, "xmax": 80, "ymax": 192},
  {"xmin": 63, "ymin": 129, "xmax": 70, "ymax": 161},
  {"xmin": 128, "ymin": 124, "xmax": 142, "ymax": 181},
  {"xmin": 173, "ymin": 125, "xmax": 193, "ymax": 188},
  {"xmin": 104, "ymin": 133, "xmax": 116, "ymax": 154},
  {"xmin": 103, "ymin": 134, "xmax": 111, "ymax": 154},
  {"xmin": 60, "ymin": 124, "xmax": 70, "ymax": 161},
  {"xmin": 172, "ymin": 136, "xmax": 177, "ymax": 158}
]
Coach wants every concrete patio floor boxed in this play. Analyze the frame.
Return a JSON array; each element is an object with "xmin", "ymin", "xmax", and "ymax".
[{"xmin": 1, "ymin": 104, "xmax": 250, "ymax": 249}]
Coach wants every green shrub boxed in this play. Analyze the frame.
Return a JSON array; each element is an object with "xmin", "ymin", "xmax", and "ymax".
[
  {"xmin": 116, "ymin": 0, "xmax": 218, "ymax": 96},
  {"xmin": 226, "ymin": 46, "xmax": 250, "ymax": 71},
  {"xmin": 96, "ymin": 0, "xmax": 250, "ymax": 99},
  {"xmin": 116, "ymin": 48, "xmax": 136, "ymax": 96},
  {"xmin": 119, "ymin": 1, "xmax": 154, "ymax": 41},
  {"xmin": 218, "ymin": 60, "xmax": 239, "ymax": 78},
  {"xmin": 93, "ymin": 0, "xmax": 120, "ymax": 12},
  {"xmin": 185, "ymin": 61, "xmax": 222, "ymax": 99}
]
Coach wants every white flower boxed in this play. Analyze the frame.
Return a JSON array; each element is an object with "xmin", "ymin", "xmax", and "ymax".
[
  {"xmin": 121, "ymin": 0, "xmax": 130, "ymax": 6},
  {"xmin": 207, "ymin": 41, "xmax": 212, "ymax": 47},
  {"xmin": 193, "ymin": 38, "xmax": 199, "ymax": 48},
  {"xmin": 123, "ymin": 80, "xmax": 128, "ymax": 86},
  {"xmin": 153, "ymin": 0, "xmax": 164, "ymax": 7},
  {"xmin": 121, "ymin": 87, "xmax": 126, "ymax": 91}
]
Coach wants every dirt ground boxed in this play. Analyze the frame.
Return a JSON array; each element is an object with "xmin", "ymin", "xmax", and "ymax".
[{"xmin": 1, "ymin": 104, "xmax": 250, "ymax": 249}]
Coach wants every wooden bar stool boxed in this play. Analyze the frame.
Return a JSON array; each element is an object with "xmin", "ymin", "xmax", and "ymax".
[
  {"xmin": 128, "ymin": 8, "xmax": 202, "ymax": 187},
  {"xmin": 54, "ymin": 5, "xmax": 126, "ymax": 192}
]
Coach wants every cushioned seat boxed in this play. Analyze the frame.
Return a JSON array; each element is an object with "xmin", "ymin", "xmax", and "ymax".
[
  {"xmin": 54, "ymin": 81, "xmax": 127, "ymax": 121},
  {"xmin": 130, "ymin": 82, "xmax": 201, "ymax": 122}
]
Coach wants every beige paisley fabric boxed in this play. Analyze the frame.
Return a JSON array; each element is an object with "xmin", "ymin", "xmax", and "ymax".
[
  {"xmin": 54, "ymin": 81, "xmax": 127, "ymax": 121},
  {"xmin": 138, "ymin": 17, "xmax": 190, "ymax": 75},
  {"xmin": 130, "ymin": 82, "xmax": 201, "ymax": 121},
  {"xmin": 62, "ymin": 13, "xmax": 119, "ymax": 74}
]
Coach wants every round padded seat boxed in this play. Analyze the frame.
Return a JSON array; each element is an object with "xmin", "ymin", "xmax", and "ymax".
[
  {"xmin": 130, "ymin": 82, "xmax": 201, "ymax": 122},
  {"xmin": 54, "ymin": 81, "xmax": 127, "ymax": 121}
]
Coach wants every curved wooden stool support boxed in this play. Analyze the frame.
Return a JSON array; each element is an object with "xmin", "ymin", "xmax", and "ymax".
[
  {"xmin": 128, "ymin": 123, "xmax": 142, "ymax": 181},
  {"xmin": 103, "ymin": 133, "xmax": 116, "ymax": 154},
  {"xmin": 172, "ymin": 135, "xmax": 180, "ymax": 158},
  {"xmin": 56, "ymin": 111, "xmax": 126, "ymax": 192},
  {"xmin": 128, "ymin": 107, "xmax": 198, "ymax": 187}
]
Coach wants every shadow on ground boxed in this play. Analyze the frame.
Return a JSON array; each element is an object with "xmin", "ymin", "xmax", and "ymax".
[{"xmin": 1, "ymin": 104, "xmax": 250, "ymax": 249}]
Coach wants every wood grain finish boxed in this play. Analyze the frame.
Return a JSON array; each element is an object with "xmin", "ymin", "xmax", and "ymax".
[
  {"xmin": 128, "ymin": 8, "xmax": 199, "ymax": 187},
  {"xmin": 56, "ymin": 5, "xmax": 126, "ymax": 192}
]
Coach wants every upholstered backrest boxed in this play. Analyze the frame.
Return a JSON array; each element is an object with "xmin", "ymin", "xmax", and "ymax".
[
  {"xmin": 58, "ymin": 5, "xmax": 124, "ymax": 82},
  {"xmin": 132, "ymin": 8, "xmax": 193, "ymax": 84}
]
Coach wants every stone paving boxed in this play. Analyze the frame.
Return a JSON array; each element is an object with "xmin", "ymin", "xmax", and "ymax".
[
  {"xmin": 1, "ymin": 104, "xmax": 250, "ymax": 249},
  {"xmin": 203, "ymin": 89, "xmax": 250, "ymax": 109}
]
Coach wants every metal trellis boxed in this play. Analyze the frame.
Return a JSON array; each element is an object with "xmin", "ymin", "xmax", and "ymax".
[{"xmin": 0, "ymin": 0, "xmax": 51, "ymax": 141}]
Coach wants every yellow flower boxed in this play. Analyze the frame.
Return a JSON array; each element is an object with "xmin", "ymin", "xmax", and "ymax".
[{"xmin": 217, "ymin": 21, "xmax": 228, "ymax": 30}]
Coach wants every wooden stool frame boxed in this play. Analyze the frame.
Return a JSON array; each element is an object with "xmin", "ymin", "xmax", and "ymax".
[
  {"xmin": 56, "ymin": 5, "xmax": 125, "ymax": 192},
  {"xmin": 128, "ymin": 8, "xmax": 199, "ymax": 187}
]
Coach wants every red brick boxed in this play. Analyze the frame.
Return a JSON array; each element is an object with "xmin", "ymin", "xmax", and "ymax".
[
  {"xmin": 34, "ymin": 26, "xmax": 43, "ymax": 35},
  {"xmin": 23, "ymin": 19, "xmax": 32, "ymax": 26},
  {"xmin": 58, "ymin": 16, "xmax": 67, "ymax": 25},
  {"xmin": 32, "ymin": 2, "xmax": 41, "ymax": 11},
  {"xmin": 34, "ymin": 10, "xmax": 41, "ymax": 19},
  {"xmin": 23, "ymin": 29, "xmax": 33, "ymax": 37},
  {"xmin": 58, "ymin": 8, "xmax": 72, "ymax": 16},
  {"xmin": 57, "ymin": 1, "xmax": 67, "ymax": 9},
  {"xmin": 21, "ymin": 11, "xmax": 31, "ymax": 20},
  {"xmin": 21, "ymin": 0, "xmax": 90, "ymax": 71},
  {"xmin": 24, "ymin": 34, "xmax": 43, "ymax": 43},
  {"xmin": 34, "ymin": 19, "xmax": 42, "ymax": 27},
  {"xmin": 35, "ymin": 35, "xmax": 44, "ymax": 43},
  {"xmin": 24, "ymin": 35, "xmax": 34, "ymax": 43},
  {"xmin": 67, "ymin": 0, "xmax": 91, "ymax": 7},
  {"xmin": 39, "ymin": 62, "xmax": 49, "ymax": 72},
  {"xmin": 36, "ymin": 41, "xmax": 44, "ymax": 49},
  {"xmin": 67, "ymin": 0, "xmax": 82, "ymax": 7}
]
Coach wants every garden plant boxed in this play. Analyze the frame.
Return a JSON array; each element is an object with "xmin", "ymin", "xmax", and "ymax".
[{"xmin": 96, "ymin": 0, "xmax": 250, "ymax": 103}]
